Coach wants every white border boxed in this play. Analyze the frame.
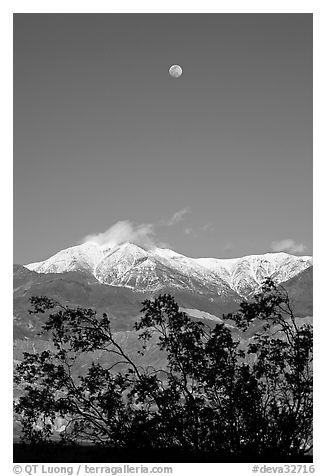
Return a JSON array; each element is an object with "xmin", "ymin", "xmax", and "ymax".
[{"xmin": 2, "ymin": 2, "xmax": 325, "ymax": 474}]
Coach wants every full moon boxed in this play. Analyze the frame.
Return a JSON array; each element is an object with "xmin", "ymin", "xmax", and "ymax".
[{"xmin": 169, "ymin": 64, "xmax": 183, "ymax": 78}]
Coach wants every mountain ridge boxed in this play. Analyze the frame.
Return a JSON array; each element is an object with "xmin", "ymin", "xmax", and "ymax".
[{"xmin": 25, "ymin": 242, "xmax": 312, "ymax": 298}]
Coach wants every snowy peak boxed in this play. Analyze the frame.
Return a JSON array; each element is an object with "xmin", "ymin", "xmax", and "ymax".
[
  {"xmin": 25, "ymin": 242, "xmax": 312, "ymax": 297},
  {"xmin": 94, "ymin": 243, "xmax": 156, "ymax": 287},
  {"xmin": 93, "ymin": 243, "xmax": 234, "ymax": 294},
  {"xmin": 26, "ymin": 242, "xmax": 105, "ymax": 274},
  {"xmin": 195, "ymin": 252, "xmax": 312, "ymax": 297}
]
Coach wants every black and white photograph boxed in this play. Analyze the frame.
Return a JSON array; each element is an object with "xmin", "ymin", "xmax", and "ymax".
[{"xmin": 12, "ymin": 12, "xmax": 313, "ymax": 465}]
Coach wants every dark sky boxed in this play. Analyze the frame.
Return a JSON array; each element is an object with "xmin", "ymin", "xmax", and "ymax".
[{"xmin": 14, "ymin": 14, "xmax": 312, "ymax": 264}]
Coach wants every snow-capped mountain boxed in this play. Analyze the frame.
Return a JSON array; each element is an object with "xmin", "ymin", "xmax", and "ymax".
[
  {"xmin": 26, "ymin": 242, "xmax": 105, "ymax": 275},
  {"xmin": 26, "ymin": 242, "xmax": 312, "ymax": 298},
  {"xmin": 195, "ymin": 253, "xmax": 312, "ymax": 297}
]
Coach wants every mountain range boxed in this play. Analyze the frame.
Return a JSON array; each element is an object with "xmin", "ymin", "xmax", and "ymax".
[
  {"xmin": 13, "ymin": 242, "xmax": 313, "ymax": 340},
  {"xmin": 25, "ymin": 241, "xmax": 312, "ymax": 298},
  {"xmin": 13, "ymin": 241, "xmax": 313, "ymax": 440}
]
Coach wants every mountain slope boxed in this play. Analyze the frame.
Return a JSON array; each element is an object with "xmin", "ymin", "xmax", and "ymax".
[
  {"xmin": 282, "ymin": 266, "xmax": 313, "ymax": 317},
  {"xmin": 26, "ymin": 242, "xmax": 312, "ymax": 297},
  {"xmin": 195, "ymin": 252, "xmax": 312, "ymax": 297},
  {"xmin": 27, "ymin": 242, "xmax": 105, "ymax": 275},
  {"xmin": 13, "ymin": 265, "xmax": 244, "ymax": 338}
]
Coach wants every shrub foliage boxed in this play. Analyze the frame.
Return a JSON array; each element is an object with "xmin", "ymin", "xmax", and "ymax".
[{"xmin": 14, "ymin": 279, "xmax": 312, "ymax": 458}]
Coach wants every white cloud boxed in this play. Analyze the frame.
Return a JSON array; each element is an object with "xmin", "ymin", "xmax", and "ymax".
[
  {"xmin": 82, "ymin": 221, "xmax": 156, "ymax": 249},
  {"xmin": 270, "ymin": 239, "xmax": 307, "ymax": 254},
  {"xmin": 163, "ymin": 208, "xmax": 190, "ymax": 226}
]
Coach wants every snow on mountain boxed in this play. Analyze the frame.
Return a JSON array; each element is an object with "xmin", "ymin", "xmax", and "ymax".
[
  {"xmin": 25, "ymin": 242, "xmax": 312, "ymax": 297},
  {"xmin": 94, "ymin": 243, "xmax": 164, "ymax": 290},
  {"xmin": 26, "ymin": 242, "xmax": 106, "ymax": 274},
  {"xmin": 195, "ymin": 252, "xmax": 312, "ymax": 297},
  {"xmin": 152, "ymin": 247, "xmax": 232, "ymax": 295},
  {"xmin": 94, "ymin": 243, "xmax": 233, "ymax": 295}
]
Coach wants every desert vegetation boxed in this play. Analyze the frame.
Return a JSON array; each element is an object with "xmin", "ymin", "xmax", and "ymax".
[{"xmin": 14, "ymin": 279, "xmax": 312, "ymax": 462}]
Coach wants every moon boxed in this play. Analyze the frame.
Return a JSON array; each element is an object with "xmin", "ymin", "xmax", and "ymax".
[{"xmin": 169, "ymin": 64, "xmax": 183, "ymax": 79}]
